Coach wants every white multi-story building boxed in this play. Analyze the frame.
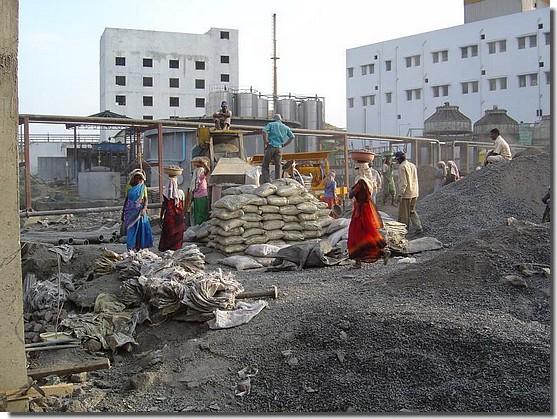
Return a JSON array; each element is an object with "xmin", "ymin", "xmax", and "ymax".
[
  {"xmin": 100, "ymin": 27, "xmax": 239, "ymax": 124},
  {"xmin": 346, "ymin": 6, "xmax": 550, "ymax": 138}
]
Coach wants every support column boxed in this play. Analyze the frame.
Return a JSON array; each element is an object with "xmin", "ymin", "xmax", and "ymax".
[
  {"xmin": 343, "ymin": 134, "xmax": 350, "ymax": 195},
  {"xmin": 0, "ymin": 0, "xmax": 29, "ymax": 411},
  {"xmin": 23, "ymin": 116, "xmax": 31, "ymax": 210},
  {"xmin": 157, "ymin": 123, "xmax": 163, "ymax": 203},
  {"xmin": 73, "ymin": 126, "xmax": 77, "ymax": 182}
]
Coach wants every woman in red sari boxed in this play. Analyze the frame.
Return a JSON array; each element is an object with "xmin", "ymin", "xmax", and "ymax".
[
  {"xmin": 347, "ymin": 162, "xmax": 391, "ymax": 268},
  {"xmin": 159, "ymin": 171, "xmax": 186, "ymax": 251}
]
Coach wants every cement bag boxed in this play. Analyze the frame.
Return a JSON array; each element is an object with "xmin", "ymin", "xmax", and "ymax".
[
  {"xmin": 404, "ymin": 237, "xmax": 444, "ymax": 254},
  {"xmin": 239, "ymin": 184, "xmax": 257, "ymax": 194},
  {"xmin": 243, "ymin": 221, "xmax": 262, "ymax": 229},
  {"xmin": 279, "ymin": 205, "xmax": 300, "ymax": 216},
  {"xmin": 297, "ymin": 202, "xmax": 318, "ymax": 214},
  {"xmin": 317, "ymin": 208, "xmax": 332, "ymax": 217},
  {"xmin": 282, "ymin": 215, "xmax": 299, "ymax": 223},
  {"xmin": 196, "ymin": 223, "xmax": 210, "ymax": 239},
  {"xmin": 245, "ymin": 166, "xmax": 261, "ymax": 186},
  {"xmin": 273, "ymin": 178, "xmax": 305, "ymax": 188},
  {"xmin": 283, "ymin": 222, "xmax": 303, "ymax": 231},
  {"xmin": 303, "ymin": 230, "xmax": 322, "ymax": 239},
  {"xmin": 283, "ymin": 231, "xmax": 304, "ymax": 241},
  {"xmin": 212, "ymin": 208, "xmax": 245, "ymax": 221},
  {"xmin": 301, "ymin": 192, "xmax": 319, "ymax": 202},
  {"xmin": 287, "ymin": 195, "xmax": 306, "ymax": 205},
  {"xmin": 214, "ymin": 218, "xmax": 245, "ymax": 232},
  {"xmin": 262, "ymin": 213, "xmax": 282, "ymax": 221},
  {"xmin": 249, "ymin": 196, "xmax": 268, "ymax": 206},
  {"xmin": 254, "ymin": 257, "xmax": 276, "ymax": 267},
  {"xmin": 245, "ymin": 244, "xmax": 280, "ymax": 257},
  {"xmin": 215, "ymin": 235, "xmax": 245, "ymax": 246},
  {"xmin": 298, "ymin": 212, "xmax": 319, "ymax": 221},
  {"xmin": 262, "ymin": 220, "xmax": 285, "ymax": 231},
  {"xmin": 266, "ymin": 230, "xmax": 285, "ymax": 241},
  {"xmin": 326, "ymin": 218, "xmax": 350, "ymax": 234},
  {"xmin": 317, "ymin": 217, "xmax": 333, "ymax": 229},
  {"xmin": 266, "ymin": 195, "xmax": 289, "ymax": 206},
  {"xmin": 244, "ymin": 234, "xmax": 269, "ymax": 245},
  {"xmin": 221, "ymin": 186, "xmax": 242, "ymax": 196},
  {"xmin": 220, "ymin": 256, "xmax": 263, "ymax": 271},
  {"xmin": 210, "ymin": 226, "xmax": 245, "ymax": 237},
  {"xmin": 267, "ymin": 240, "xmax": 287, "ymax": 246},
  {"xmin": 276, "ymin": 184, "xmax": 300, "ymax": 197},
  {"xmin": 243, "ymin": 205, "xmax": 261, "ymax": 214},
  {"xmin": 217, "ymin": 244, "xmax": 247, "ymax": 254},
  {"xmin": 184, "ymin": 226, "xmax": 199, "ymax": 241},
  {"xmin": 214, "ymin": 194, "xmax": 261, "ymax": 211},
  {"xmin": 260, "ymin": 205, "xmax": 280, "ymax": 214},
  {"xmin": 301, "ymin": 221, "xmax": 321, "ymax": 231},
  {"xmin": 241, "ymin": 213, "xmax": 263, "ymax": 222},
  {"xmin": 316, "ymin": 201, "xmax": 329, "ymax": 209},
  {"xmin": 327, "ymin": 226, "xmax": 348, "ymax": 246},
  {"xmin": 242, "ymin": 228, "xmax": 265, "ymax": 238},
  {"xmin": 254, "ymin": 183, "xmax": 277, "ymax": 198}
]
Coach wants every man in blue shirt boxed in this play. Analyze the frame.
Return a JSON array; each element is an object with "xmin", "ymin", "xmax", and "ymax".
[{"xmin": 261, "ymin": 114, "xmax": 295, "ymax": 183}]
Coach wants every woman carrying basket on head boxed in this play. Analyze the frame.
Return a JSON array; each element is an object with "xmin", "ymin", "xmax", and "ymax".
[
  {"xmin": 122, "ymin": 169, "xmax": 153, "ymax": 251},
  {"xmin": 159, "ymin": 166, "xmax": 186, "ymax": 251}
]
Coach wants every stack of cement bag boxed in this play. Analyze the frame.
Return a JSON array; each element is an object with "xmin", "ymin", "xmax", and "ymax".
[{"xmin": 208, "ymin": 179, "xmax": 333, "ymax": 254}]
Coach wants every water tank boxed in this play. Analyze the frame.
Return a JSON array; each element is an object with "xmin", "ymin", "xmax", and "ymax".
[
  {"xmin": 235, "ymin": 92, "xmax": 258, "ymax": 118},
  {"xmin": 473, "ymin": 105, "xmax": 519, "ymax": 143},
  {"xmin": 423, "ymin": 102, "xmax": 472, "ymax": 136},
  {"xmin": 299, "ymin": 98, "xmax": 325, "ymax": 130},
  {"xmin": 276, "ymin": 98, "xmax": 298, "ymax": 122},
  {"xmin": 257, "ymin": 95, "xmax": 269, "ymax": 118},
  {"xmin": 532, "ymin": 115, "xmax": 550, "ymax": 149},
  {"xmin": 207, "ymin": 89, "xmax": 234, "ymax": 116}
]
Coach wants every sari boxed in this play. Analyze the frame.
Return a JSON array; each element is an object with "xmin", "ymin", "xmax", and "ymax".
[
  {"xmin": 124, "ymin": 183, "xmax": 153, "ymax": 251},
  {"xmin": 347, "ymin": 179, "xmax": 386, "ymax": 263},
  {"xmin": 159, "ymin": 179, "xmax": 185, "ymax": 251}
]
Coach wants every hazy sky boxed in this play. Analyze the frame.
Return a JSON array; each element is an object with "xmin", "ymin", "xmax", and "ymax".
[{"xmin": 19, "ymin": 0, "xmax": 464, "ymax": 133}]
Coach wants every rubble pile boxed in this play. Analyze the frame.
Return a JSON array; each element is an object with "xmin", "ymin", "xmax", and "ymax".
[{"xmin": 208, "ymin": 179, "xmax": 333, "ymax": 254}]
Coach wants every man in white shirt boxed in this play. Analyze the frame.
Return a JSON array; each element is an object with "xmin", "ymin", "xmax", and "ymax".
[
  {"xmin": 394, "ymin": 151, "xmax": 423, "ymax": 235},
  {"xmin": 486, "ymin": 128, "xmax": 512, "ymax": 164}
]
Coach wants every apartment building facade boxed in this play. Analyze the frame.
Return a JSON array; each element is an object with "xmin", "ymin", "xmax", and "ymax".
[{"xmin": 346, "ymin": 7, "xmax": 550, "ymax": 138}]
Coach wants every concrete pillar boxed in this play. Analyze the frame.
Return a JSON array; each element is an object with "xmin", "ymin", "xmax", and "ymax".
[{"xmin": 0, "ymin": 0, "xmax": 29, "ymax": 412}]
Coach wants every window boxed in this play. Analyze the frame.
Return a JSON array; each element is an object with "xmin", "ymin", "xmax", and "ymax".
[
  {"xmin": 405, "ymin": 55, "xmax": 420, "ymax": 67},
  {"xmin": 360, "ymin": 64, "xmax": 374, "ymax": 75},
  {"xmin": 528, "ymin": 35, "xmax": 537, "ymax": 47},
  {"xmin": 488, "ymin": 77, "xmax": 507, "ymax": 91},
  {"xmin": 169, "ymin": 78, "xmax": 179, "ymax": 88},
  {"xmin": 500, "ymin": 77, "xmax": 507, "ymax": 89},
  {"xmin": 414, "ymin": 89, "xmax": 421, "ymax": 100},
  {"xmin": 530, "ymin": 73, "xmax": 538, "ymax": 86},
  {"xmin": 385, "ymin": 92, "xmax": 392, "ymax": 103},
  {"xmin": 518, "ymin": 74, "xmax": 527, "ymax": 87},
  {"xmin": 461, "ymin": 45, "xmax": 478, "ymax": 58},
  {"xmin": 471, "ymin": 81, "xmax": 479, "ymax": 92},
  {"xmin": 461, "ymin": 82, "xmax": 468, "ymax": 94},
  {"xmin": 195, "ymin": 79, "xmax": 205, "ymax": 89},
  {"xmin": 488, "ymin": 42, "xmax": 496, "ymax": 54},
  {"xmin": 385, "ymin": 60, "xmax": 392, "ymax": 71},
  {"xmin": 405, "ymin": 89, "xmax": 421, "ymax": 101},
  {"xmin": 220, "ymin": 31, "xmax": 230, "ymax": 39},
  {"xmin": 195, "ymin": 98, "xmax": 205, "ymax": 108},
  {"xmin": 460, "ymin": 81, "xmax": 478, "ymax": 93},
  {"xmin": 115, "ymin": 95, "xmax": 126, "ymax": 105},
  {"xmin": 489, "ymin": 79, "xmax": 497, "ymax": 91},
  {"xmin": 169, "ymin": 97, "xmax": 179, "ymax": 107},
  {"xmin": 143, "ymin": 58, "xmax": 153, "ymax": 67},
  {"xmin": 432, "ymin": 50, "xmax": 448, "ymax": 63},
  {"xmin": 115, "ymin": 76, "xmax": 126, "ymax": 86},
  {"xmin": 143, "ymin": 77, "xmax": 153, "ymax": 87},
  {"xmin": 441, "ymin": 50, "xmax": 448, "ymax": 61},
  {"xmin": 432, "ymin": 84, "xmax": 449, "ymax": 97},
  {"xmin": 143, "ymin": 96, "xmax": 153, "ymax": 106},
  {"xmin": 169, "ymin": 59, "xmax": 179, "ymax": 69},
  {"xmin": 489, "ymin": 40, "xmax": 507, "ymax": 54},
  {"xmin": 143, "ymin": 115, "xmax": 153, "ymax": 120},
  {"xmin": 471, "ymin": 45, "xmax": 478, "ymax": 56},
  {"xmin": 220, "ymin": 55, "xmax": 230, "ymax": 63},
  {"xmin": 347, "ymin": 98, "xmax": 354, "ymax": 108},
  {"xmin": 461, "ymin": 47, "xmax": 468, "ymax": 58},
  {"xmin": 347, "ymin": 67, "xmax": 354, "ymax": 78},
  {"xmin": 220, "ymin": 74, "xmax": 230, "ymax": 82},
  {"xmin": 414, "ymin": 55, "xmax": 420, "ymax": 66},
  {"xmin": 115, "ymin": 56, "xmax": 125, "ymax": 66},
  {"xmin": 517, "ymin": 35, "xmax": 536, "ymax": 49},
  {"xmin": 519, "ymin": 73, "xmax": 539, "ymax": 87},
  {"xmin": 499, "ymin": 40, "xmax": 506, "ymax": 52},
  {"xmin": 195, "ymin": 61, "xmax": 205, "ymax": 70},
  {"xmin": 361, "ymin": 95, "xmax": 375, "ymax": 106},
  {"xmin": 432, "ymin": 51, "xmax": 439, "ymax": 63},
  {"xmin": 545, "ymin": 32, "xmax": 550, "ymax": 45},
  {"xmin": 518, "ymin": 36, "xmax": 526, "ymax": 49},
  {"xmin": 405, "ymin": 57, "xmax": 412, "ymax": 67}
]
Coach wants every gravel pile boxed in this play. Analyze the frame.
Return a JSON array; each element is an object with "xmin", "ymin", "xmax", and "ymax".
[{"xmin": 417, "ymin": 152, "xmax": 550, "ymax": 245}]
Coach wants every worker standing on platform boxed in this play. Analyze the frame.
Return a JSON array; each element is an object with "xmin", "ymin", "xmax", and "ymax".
[
  {"xmin": 213, "ymin": 101, "xmax": 232, "ymax": 130},
  {"xmin": 261, "ymin": 114, "xmax": 295, "ymax": 184}
]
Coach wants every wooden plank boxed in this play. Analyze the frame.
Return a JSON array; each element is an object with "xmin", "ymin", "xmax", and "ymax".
[
  {"xmin": 5, "ymin": 383, "xmax": 74, "ymax": 401},
  {"xmin": 27, "ymin": 358, "xmax": 110, "ymax": 379}
]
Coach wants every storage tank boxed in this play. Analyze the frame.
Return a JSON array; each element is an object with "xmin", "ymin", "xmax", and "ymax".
[
  {"xmin": 257, "ymin": 95, "xmax": 269, "ymax": 119},
  {"xmin": 207, "ymin": 89, "xmax": 234, "ymax": 116},
  {"xmin": 473, "ymin": 106, "xmax": 519, "ymax": 143},
  {"xmin": 276, "ymin": 98, "xmax": 298, "ymax": 122},
  {"xmin": 423, "ymin": 102, "xmax": 472, "ymax": 136},
  {"xmin": 235, "ymin": 92, "xmax": 258, "ymax": 118},
  {"xmin": 300, "ymin": 97, "xmax": 325, "ymax": 130}
]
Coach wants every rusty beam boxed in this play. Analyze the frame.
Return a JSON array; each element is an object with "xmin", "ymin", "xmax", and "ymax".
[{"xmin": 343, "ymin": 134, "xmax": 350, "ymax": 195}]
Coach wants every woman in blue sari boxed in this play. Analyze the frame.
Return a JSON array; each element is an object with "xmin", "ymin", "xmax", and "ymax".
[{"xmin": 121, "ymin": 169, "xmax": 153, "ymax": 251}]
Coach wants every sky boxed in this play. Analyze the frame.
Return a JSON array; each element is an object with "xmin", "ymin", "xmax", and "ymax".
[{"xmin": 18, "ymin": 0, "xmax": 464, "ymax": 133}]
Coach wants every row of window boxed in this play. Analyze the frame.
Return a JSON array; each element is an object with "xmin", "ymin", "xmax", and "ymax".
[
  {"xmin": 348, "ymin": 32, "xmax": 550, "ymax": 77},
  {"xmin": 114, "ymin": 55, "xmax": 230, "ymax": 68},
  {"xmin": 347, "ymin": 72, "xmax": 551, "ymax": 107},
  {"xmin": 114, "ymin": 74, "xmax": 230, "ymax": 88},
  {"xmin": 115, "ymin": 95, "xmax": 206, "ymax": 108}
]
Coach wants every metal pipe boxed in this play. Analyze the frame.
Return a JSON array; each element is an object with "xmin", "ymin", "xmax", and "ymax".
[
  {"xmin": 343, "ymin": 134, "xmax": 350, "ymax": 195},
  {"xmin": 157, "ymin": 123, "xmax": 163, "ymax": 203},
  {"xmin": 23, "ymin": 116, "xmax": 31, "ymax": 210},
  {"xmin": 19, "ymin": 203, "xmax": 162, "ymax": 218},
  {"xmin": 237, "ymin": 285, "xmax": 278, "ymax": 300},
  {"xmin": 73, "ymin": 126, "xmax": 77, "ymax": 182}
]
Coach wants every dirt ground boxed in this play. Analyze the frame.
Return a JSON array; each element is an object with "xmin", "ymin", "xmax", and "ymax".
[{"xmin": 23, "ymin": 154, "xmax": 550, "ymax": 413}]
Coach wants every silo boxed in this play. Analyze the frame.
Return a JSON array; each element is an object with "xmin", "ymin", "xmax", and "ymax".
[
  {"xmin": 235, "ymin": 91, "xmax": 258, "ymax": 118},
  {"xmin": 276, "ymin": 98, "xmax": 298, "ymax": 122},
  {"xmin": 473, "ymin": 105, "xmax": 519, "ymax": 143},
  {"xmin": 532, "ymin": 115, "xmax": 550, "ymax": 150},
  {"xmin": 298, "ymin": 98, "xmax": 325, "ymax": 152},
  {"xmin": 257, "ymin": 95, "xmax": 269, "ymax": 119},
  {"xmin": 207, "ymin": 89, "xmax": 234, "ymax": 115}
]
